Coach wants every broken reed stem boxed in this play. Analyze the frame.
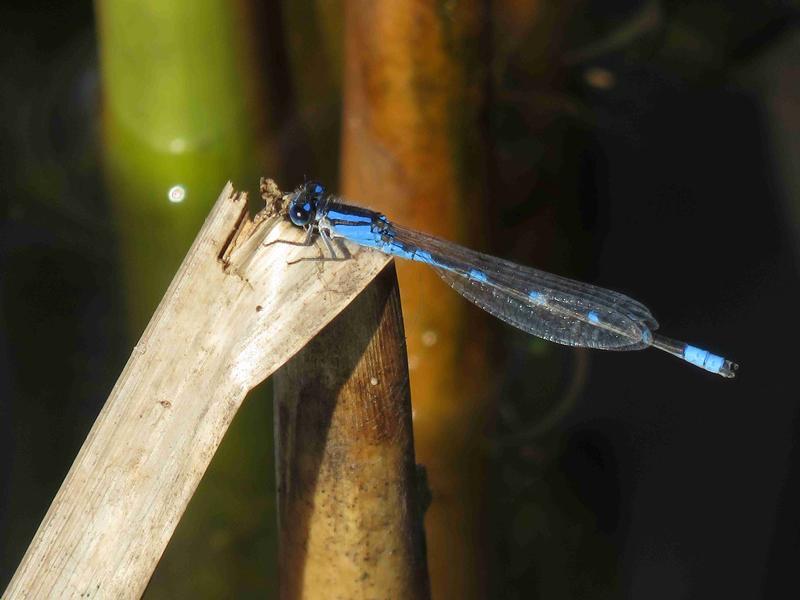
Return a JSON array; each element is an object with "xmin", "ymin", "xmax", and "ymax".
[
  {"xmin": 275, "ymin": 262, "xmax": 430, "ymax": 599},
  {"xmin": 3, "ymin": 181, "xmax": 390, "ymax": 599}
]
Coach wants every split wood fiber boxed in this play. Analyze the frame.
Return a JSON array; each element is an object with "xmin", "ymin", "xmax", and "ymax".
[
  {"xmin": 3, "ymin": 181, "xmax": 389, "ymax": 599},
  {"xmin": 275, "ymin": 262, "xmax": 430, "ymax": 599}
]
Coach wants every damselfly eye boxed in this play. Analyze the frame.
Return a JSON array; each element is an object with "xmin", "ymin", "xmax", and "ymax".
[
  {"xmin": 290, "ymin": 200, "xmax": 314, "ymax": 226},
  {"xmin": 288, "ymin": 181, "xmax": 326, "ymax": 226}
]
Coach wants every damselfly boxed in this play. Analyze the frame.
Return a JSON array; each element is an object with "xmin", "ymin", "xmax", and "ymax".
[{"xmin": 278, "ymin": 181, "xmax": 738, "ymax": 378}]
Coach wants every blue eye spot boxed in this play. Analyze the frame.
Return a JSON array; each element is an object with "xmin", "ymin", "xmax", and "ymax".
[{"xmin": 587, "ymin": 311, "xmax": 600, "ymax": 324}]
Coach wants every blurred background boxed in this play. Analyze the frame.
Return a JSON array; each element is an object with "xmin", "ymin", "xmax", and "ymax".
[{"xmin": 1, "ymin": 0, "xmax": 798, "ymax": 598}]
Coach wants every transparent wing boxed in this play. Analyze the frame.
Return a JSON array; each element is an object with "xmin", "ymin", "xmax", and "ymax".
[{"xmin": 388, "ymin": 224, "xmax": 658, "ymax": 350}]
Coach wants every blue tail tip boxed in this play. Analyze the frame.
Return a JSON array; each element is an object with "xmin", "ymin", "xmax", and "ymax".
[{"xmin": 683, "ymin": 345, "xmax": 739, "ymax": 378}]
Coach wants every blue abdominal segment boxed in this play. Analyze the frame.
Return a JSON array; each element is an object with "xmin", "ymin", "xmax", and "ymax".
[
  {"xmin": 683, "ymin": 344, "xmax": 726, "ymax": 375},
  {"xmin": 652, "ymin": 334, "xmax": 736, "ymax": 377}
]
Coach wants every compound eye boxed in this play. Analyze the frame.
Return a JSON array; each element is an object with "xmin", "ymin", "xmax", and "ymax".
[
  {"xmin": 289, "ymin": 200, "xmax": 314, "ymax": 226},
  {"xmin": 289, "ymin": 181, "xmax": 325, "ymax": 226}
]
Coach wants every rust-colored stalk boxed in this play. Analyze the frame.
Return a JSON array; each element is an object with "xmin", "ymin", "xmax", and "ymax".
[{"xmin": 341, "ymin": 1, "xmax": 492, "ymax": 597}]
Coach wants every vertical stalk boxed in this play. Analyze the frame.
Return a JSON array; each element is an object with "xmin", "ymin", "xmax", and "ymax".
[
  {"xmin": 275, "ymin": 263, "xmax": 430, "ymax": 599},
  {"xmin": 95, "ymin": 2, "xmax": 275, "ymax": 596},
  {"xmin": 96, "ymin": 0, "xmax": 270, "ymax": 328},
  {"xmin": 341, "ymin": 1, "xmax": 492, "ymax": 597}
]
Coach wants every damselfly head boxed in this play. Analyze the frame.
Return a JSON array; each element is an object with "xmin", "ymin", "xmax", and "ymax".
[{"xmin": 288, "ymin": 181, "xmax": 326, "ymax": 226}]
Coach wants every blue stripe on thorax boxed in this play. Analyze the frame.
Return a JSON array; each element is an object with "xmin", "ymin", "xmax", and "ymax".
[
  {"xmin": 324, "ymin": 204, "xmax": 478, "ymax": 276},
  {"xmin": 325, "ymin": 205, "xmax": 378, "ymax": 226},
  {"xmin": 324, "ymin": 203, "xmax": 388, "ymax": 247}
]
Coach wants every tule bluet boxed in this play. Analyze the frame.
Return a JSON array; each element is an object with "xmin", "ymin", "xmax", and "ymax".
[{"xmin": 277, "ymin": 181, "xmax": 738, "ymax": 378}]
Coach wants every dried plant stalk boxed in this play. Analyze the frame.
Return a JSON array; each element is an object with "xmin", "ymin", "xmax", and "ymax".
[
  {"xmin": 275, "ymin": 262, "xmax": 430, "ymax": 599},
  {"xmin": 3, "ymin": 181, "xmax": 390, "ymax": 599}
]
